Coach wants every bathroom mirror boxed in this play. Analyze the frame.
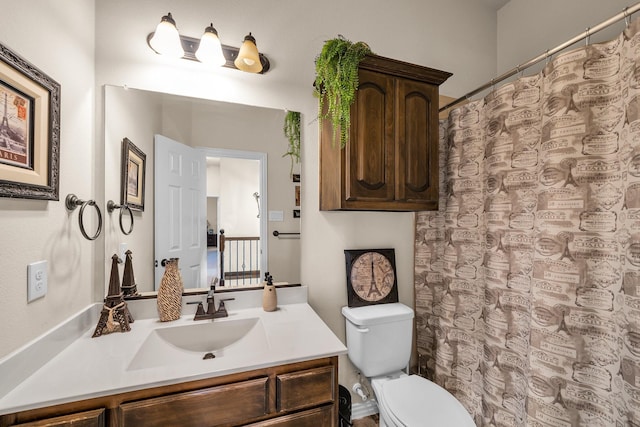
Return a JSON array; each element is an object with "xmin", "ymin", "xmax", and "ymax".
[{"xmin": 104, "ymin": 85, "xmax": 301, "ymax": 295}]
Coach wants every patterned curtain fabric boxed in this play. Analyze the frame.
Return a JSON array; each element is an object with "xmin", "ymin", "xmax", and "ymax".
[{"xmin": 415, "ymin": 19, "xmax": 640, "ymax": 426}]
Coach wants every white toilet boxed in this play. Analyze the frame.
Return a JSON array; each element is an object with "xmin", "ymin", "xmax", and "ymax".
[{"xmin": 342, "ymin": 303, "xmax": 475, "ymax": 427}]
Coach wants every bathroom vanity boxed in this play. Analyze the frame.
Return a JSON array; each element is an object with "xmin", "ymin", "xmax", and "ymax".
[
  {"xmin": 0, "ymin": 287, "xmax": 346, "ymax": 427},
  {"xmin": 0, "ymin": 357, "xmax": 337, "ymax": 426}
]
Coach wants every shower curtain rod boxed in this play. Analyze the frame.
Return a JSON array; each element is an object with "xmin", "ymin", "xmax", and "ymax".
[{"xmin": 439, "ymin": 3, "xmax": 640, "ymax": 112}]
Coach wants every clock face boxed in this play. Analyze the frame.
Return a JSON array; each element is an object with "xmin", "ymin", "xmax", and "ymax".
[{"xmin": 345, "ymin": 249, "xmax": 398, "ymax": 306}]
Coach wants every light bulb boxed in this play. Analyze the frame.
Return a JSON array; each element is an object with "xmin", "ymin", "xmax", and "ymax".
[
  {"xmin": 149, "ymin": 13, "xmax": 184, "ymax": 58},
  {"xmin": 195, "ymin": 24, "xmax": 226, "ymax": 66},
  {"xmin": 234, "ymin": 33, "xmax": 262, "ymax": 73}
]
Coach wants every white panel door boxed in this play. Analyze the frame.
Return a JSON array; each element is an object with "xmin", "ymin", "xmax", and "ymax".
[{"xmin": 154, "ymin": 134, "xmax": 206, "ymax": 290}]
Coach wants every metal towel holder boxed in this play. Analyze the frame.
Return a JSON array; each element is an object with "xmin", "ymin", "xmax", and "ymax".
[
  {"xmin": 65, "ymin": 194, "xmax": 103, "ymax": 241},
  {"xmin": 273, "ymin": 230, "xmax": 300, "ymax": 239},
  {"xmin": 107, "ymin": 200, "xmax": 134, "ymax": 235}
]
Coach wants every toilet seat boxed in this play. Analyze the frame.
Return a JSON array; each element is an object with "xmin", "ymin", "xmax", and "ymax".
[{"xmin": 374, "ymin": 375, "xmax": 475, "ymax": 427}]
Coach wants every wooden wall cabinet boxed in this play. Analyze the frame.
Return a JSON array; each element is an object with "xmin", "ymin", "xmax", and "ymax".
[
  {"xmin": 319, "ymin": 54, "xmax": 451, "ymax": 211},
  {"xmin": 0, "ymin": 357, "xmax": 338, "ymax": 427}
]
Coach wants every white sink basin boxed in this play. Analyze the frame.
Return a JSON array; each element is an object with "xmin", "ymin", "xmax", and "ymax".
[
  {"xmin": 127, "ymin": 317, "xmax": 269, "ymax": 370},
  {"xmin": 155, "ymin": 317, "xmax": 263, "ymax": 352}
]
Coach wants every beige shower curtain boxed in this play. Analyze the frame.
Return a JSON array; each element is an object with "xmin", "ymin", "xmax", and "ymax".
[{"xmin": 415, "ymin": 18, "xmax": 640, "ymax": 427}]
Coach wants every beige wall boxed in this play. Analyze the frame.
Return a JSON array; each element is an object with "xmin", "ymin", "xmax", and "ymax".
[
  {"xmin": 0, "ymin": 1, "xmax": 96, "ymax": 358},
  {"xmin": 103, "ymin": 86, "xmax": 159, "ymax": 293},
  {"xmin": 498, "ymin": 0, "xmax": 631, "ymax": 75}
]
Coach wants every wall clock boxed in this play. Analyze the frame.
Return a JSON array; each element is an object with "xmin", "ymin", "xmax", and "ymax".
[{"xmin": 344, "ymin": 248, "xmax": 399, "ymax": 307}]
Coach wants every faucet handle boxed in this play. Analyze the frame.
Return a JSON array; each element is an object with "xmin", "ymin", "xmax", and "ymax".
[
  {"xmin": 218, "ymin": 298, "xmax": 235, "ymax": 310},
  {"xmin": 187, "ymin": 301, "xmax": 205, "ymax": 315},
  {"xmin": 213, "ymin": 298, "xmax": 235, "ymax": 318}
]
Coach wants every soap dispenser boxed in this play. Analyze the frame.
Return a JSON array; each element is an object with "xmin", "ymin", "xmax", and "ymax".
[{"xmin": 262, "ymin": 272, "xmax": 277, "ymax": 312}]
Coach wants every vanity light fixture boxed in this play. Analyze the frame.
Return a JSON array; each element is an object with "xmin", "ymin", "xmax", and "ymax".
[
  {"xmin": 234, "ymin": 33, "xmax": 262, "ymax": 73},
  {"xmin": 148, "ymin": 13, "xmax": 184, "ymax": 58},
  {"xmin": 147, "ymin": 13, "xmax": 271, "ymax": 74}
]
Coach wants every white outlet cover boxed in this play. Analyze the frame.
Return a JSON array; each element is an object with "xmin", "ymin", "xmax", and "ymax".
[
  {"xmin": 27, "ymin": 260, "xmax": 47, "ymax": 302},
  {"xmin": 268, "ymin": 210, "xmax": 284, "ymax": 222}
]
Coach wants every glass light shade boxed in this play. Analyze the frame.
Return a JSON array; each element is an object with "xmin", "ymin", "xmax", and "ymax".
[
  {"xmin": 195, "ymin": 25, "xmax": 226, "ymax": 66},
  {"xmin": 149, "ymin": 13, "xmax": 184, "ymax": 58},
  {"xmin": 234, "ymin": 33, "xmax": 263, "ymax": 73}
]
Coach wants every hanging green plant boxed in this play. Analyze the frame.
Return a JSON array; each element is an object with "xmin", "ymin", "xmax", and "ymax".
[
  {"xmin": 283, "ymin": 110, "xmax": 301, "ymax": 175},
  {"xmin": 314, "ymin": 35, "xmax": 372, "ymax": 148}
]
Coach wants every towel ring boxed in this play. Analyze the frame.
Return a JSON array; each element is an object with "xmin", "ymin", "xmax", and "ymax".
[
  {"xmin": 107, "ymin": 200, "xmax": 134, "ymax": 235},
  {"xmin": 65, "ymin": 194, "xmax": 103, "ymax": 241}
]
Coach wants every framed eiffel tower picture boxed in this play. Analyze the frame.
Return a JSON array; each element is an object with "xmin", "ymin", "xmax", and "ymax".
[
  {"xmin": 0, "ymin": 41, "xmax": 60, "ymax": 200},
  {"xmin": 344, "ymin": 248, "xmax": 398, "ymax": 307}
]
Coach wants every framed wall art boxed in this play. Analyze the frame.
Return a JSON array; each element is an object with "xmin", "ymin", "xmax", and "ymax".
[
  {"xmin": 120, "ymin": 137, "xmax": 146, "ymax": 211},
  {"xmin": 0, "ymin": 42, "xmax": 60, "ymax": 200},
  {"xmin": 344, "ymin": 248, "xmax": 399, "ymax": 307}
]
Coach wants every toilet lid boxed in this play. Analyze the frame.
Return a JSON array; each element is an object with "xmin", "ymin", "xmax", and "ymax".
[{"xmin": 380, "ymin": 375, "xmax": 475, "ymax": 427}]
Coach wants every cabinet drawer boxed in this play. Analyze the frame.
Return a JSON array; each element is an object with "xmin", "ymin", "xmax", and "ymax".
[
  {"xmin": 276, "ymin": 365, "xmax": 335, "ymax": 412},
  {"xmin": 247, "ymin": 405, "xmax": 334, "ymax": 427},
  {"xmin": 121, "ymin": 377, "xmax": 268, "ymax": 427},
  {"xmin": 10, "ymin": 408, "xmax": 105, "ymax": 427}
]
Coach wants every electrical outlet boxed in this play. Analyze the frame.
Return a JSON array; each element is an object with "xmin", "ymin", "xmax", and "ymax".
[{"xmin": 27, "ymin": 260, "xmax": 47, "ymax": 302}]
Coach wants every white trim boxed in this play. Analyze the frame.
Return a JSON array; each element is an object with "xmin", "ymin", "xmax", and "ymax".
[{"xmin": 351, "ymin": 400, "xmax": 379, "ymax": 420}]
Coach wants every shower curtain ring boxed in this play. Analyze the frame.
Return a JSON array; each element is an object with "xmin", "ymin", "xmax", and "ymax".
[
  {"xmin": 585, "ymin": 27, "xmax": 590, "ymax": 46},
  {"xmin": 625, "ymin": 6, "xmax": 630, "ymax": 27}
]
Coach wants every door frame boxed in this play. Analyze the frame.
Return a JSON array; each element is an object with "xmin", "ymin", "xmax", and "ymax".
[{"xmin": 200, "ymin": 147, "xmax": 268, "ymax": 282}]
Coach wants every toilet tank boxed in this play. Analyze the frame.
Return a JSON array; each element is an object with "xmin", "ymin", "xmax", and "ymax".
[{"xmin": 342, "ymin": 303, "xmax": 414, "ymax": 377}]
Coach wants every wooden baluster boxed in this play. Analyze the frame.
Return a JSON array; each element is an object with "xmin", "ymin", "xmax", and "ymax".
[{"xmin": 219, "ymin": 229, "xmax": 225, "ymax": 287}]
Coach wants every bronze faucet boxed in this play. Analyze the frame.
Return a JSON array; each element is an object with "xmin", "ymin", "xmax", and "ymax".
[{"xmin": 188, "ymin": 292, "xmax": 235, "ymax": 321}]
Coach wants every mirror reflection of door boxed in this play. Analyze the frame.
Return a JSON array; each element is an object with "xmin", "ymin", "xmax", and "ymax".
[
  {"xmin": 206, "ymin": 156, "xmax": 262, "ymax": 287},
  {"xmin": 155, "ymin": 137, "xmax": 267, "ymax": 290},
  {"xmin": 154, "ymin": 134, "xmax": 206, "ymax": 290}
]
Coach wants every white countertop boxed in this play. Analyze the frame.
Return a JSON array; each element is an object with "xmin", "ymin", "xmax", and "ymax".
[{"xmin": 0, "ymin": 287, "xmax": 347, "ymax": 415}]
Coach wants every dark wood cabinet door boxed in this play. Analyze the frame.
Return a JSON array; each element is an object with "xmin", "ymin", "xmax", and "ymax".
[
  {"xmin": 318, "ymin": 54, "xmax": 450, "ymax": 211},
  {"xmin": 8, "ymin": 409, "xmax": 105, "ymax": 427},
  {"xmin": 395, "ymin": 77, "xmax": 439, "ymax": 208},
  {"xmin": 276, "ymin": 365, "xmax": 335, "ymax": 412},
  {"xmin": 120, "ymin": 377, "xmax": 269, "ymax": 427},
  {"xmin": 247, "ymin": 405, "xmax": 334, "ymax": 427},
  {"xmin": 345, "ymin": 68, "xmax": 395, "ymax": 204}
]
